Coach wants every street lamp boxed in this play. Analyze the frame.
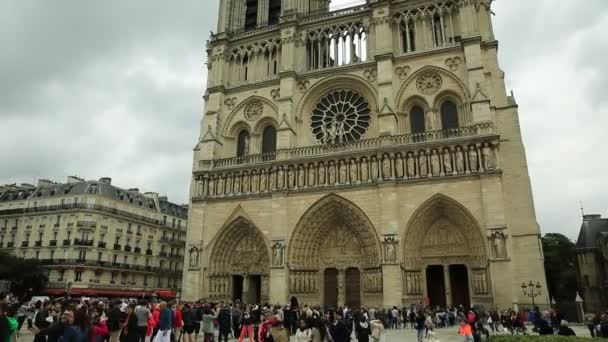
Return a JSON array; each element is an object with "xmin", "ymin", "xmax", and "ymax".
[{"xmin": 521, "ymin": 280, "xmax": 542, "ymax": 306}]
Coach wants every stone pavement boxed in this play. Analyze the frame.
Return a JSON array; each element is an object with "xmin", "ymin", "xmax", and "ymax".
[{"xmin": 16, "ymin": 325, "xmax": 592, "ymax": 342}]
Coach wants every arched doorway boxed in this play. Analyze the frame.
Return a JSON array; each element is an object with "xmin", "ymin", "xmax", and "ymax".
[
  {"xmin": 401, "ymin": 194, "xmax": 490, "ymax": 308},
  {"xmin": 288, "ymin": 194, "xmax": 382, "ymax": 307},
  {"xmin": 208, "ymin": 217, "xmax": 271, "ymax": 304}
]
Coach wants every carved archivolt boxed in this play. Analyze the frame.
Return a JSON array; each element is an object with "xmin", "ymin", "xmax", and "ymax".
[
  {"xmin": 401, "ymin": 194, "xmax": 488, "ymax": 269},
  {"xmin": 287, "ymin": 194, "xmax": 382, "ymax": 270},
  {"xmin": 208, "ymin": 216, "xmax": 271, "ymax": 276},
  {"xmin": 222, "ymin": 96, "xmax": 279, "ymax": 137}
]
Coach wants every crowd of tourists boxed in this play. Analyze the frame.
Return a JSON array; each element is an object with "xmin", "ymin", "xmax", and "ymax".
[{"xmin": 2, "ymin": 293, "xmax": 608, "ymax": 342}]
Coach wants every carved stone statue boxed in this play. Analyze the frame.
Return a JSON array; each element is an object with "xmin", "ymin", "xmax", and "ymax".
[
  {"xmin": 349, "ymin": 159, "xmax": 358, "ymax": 183},
  {"xmin": 189, "ymin": 247, "xmax": 200, "ymax": 268},
  {"xmin": 217, "ymin": 176, "xmax": 224, "ymax": 195},
  {"xmin": 269, "ymin": 169, "xmax": 276, "ymax": 191},
  {"xmin": 360, "ymin": 158, "xmax": 368, "ymax": 182},
  {"xmin": 243, "ymin": 135, "xmax": 250, "ymax": 155},
  {"xmin": 382, "ymin": 156, "xmax": 392, "ymax": 179},
  {"xmin": 260, "ymin": 171, "xmax": 267, "ymax": 192},
  {"xmin": 371, "ymin": 158, "xmax": 379, "ymax": 180},
  {"xmin": 251, "ymin": 172, "xmax": 259, "ymax": 193},
  {"xmin": 278, "ymin": 168, "xmax": 285, "ymax": 189},
  {"xmin": 482, "ymin": 143, "xmax": 494, "ymax": 170},
  {"xmin": 431, "ymin": 151, "xmax": 441, "ymax": 176},
  {"xmin": 443, "ymin": 150, "xmax": 453, "ymax": 174},
  {"xmin": 328, "ymin": 164, "xmax": 336, "ymax": 184},
  {"xmin": 308, "ymin": 165, "xmax": 316, "ymax": 187},
  {"xmin": 272, "ymin": 242, "xmax": 284, "ymax": 267},
  {"xmin": 455, "ymin": 147, "xmax": 465, "ymax": 173},
  {"xmin": 491, "ymin": 231, "xmax": 507, "ymax": 258},
  {"xmin": 395, "ymin": 155, "xmax": 404, "ymax": 178},
  {"xmin": 407, "ymin": 154, "xmax": 415, "ymax": 178},
  {"xmin": 419, "ymin": 152, "xmax": 428, "ymax": 177},
  {"xmin": 208, "ymin": 177, "xmax": 215, "ymax": 196},
  {"xmin": 288, "ymin": 168, "xmax": 295, "ymax": 188},
  {"xmin": 384, "ymin": 237, "xmax": 397, "ymax": 263},
  {"xmin": 469, "ymin": 146, "xmax": 479, "ymax": 172},
  {"xmin": 318, "ymin": 164, "xmax": 326, "ymax": 185},
  {"xmin": 339, "ymin": 162, "xmax": 347, "ymax": 184},
  {"xmin": 226, "ymin": 176, "xmax": 233, "ymax": 195},
  {"xmin": 242, "ymin": 173, "xmax": 250, "ymax": 193},
  {"xmin": 234, "ymin": 175, "xmax": 241, "ymax": 193},
  {"xmin": 298, "ymin": 167, "xmax": 305, "ymax": 188}
]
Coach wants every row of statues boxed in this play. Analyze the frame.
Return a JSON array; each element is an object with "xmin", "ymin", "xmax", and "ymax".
[
  {"xmin": 363, "ymin": 269, "xmax": 383, "ymax": 293},
  {"xmin": 404, "ymin": 271, "xmax": 423, "ymax": 295},
  {"xmin": 290, "ymin": 271, "xmax": 319, "ymax": 293},
  {"xmin": 472, "ymin": 269, "xmax": 489, "ymax": 295},
  {"xmin": 208, "ymin": 276, "xmax": 230, "ymax": 298},
  {"xmin": 198, "ymin": 142, "xmax": 497, "ymax": 198}
]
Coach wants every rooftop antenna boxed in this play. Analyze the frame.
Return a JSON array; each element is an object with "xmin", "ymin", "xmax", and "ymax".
[{"xmin": 579, "ymin": 200, "xmax": 585, "ymax": 217}]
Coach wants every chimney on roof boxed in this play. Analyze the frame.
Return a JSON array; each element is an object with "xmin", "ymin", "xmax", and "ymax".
[
  {"xmin": 99, "ymin": 177, "xmax": 112, "ymax": 185},
  {"xmin": 583, "ymin": 214, "xmax": 602, "ymax": 221},
  {"xmin": 37, "ymin": 179, "xmax": 56, "ymax": 187},
  {"xmin": 67, "ymin": 176, "xmax": 84, "ymax": 184}
]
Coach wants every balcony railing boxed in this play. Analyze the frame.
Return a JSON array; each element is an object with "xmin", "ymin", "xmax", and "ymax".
[
  {"xmin": 124, "ymin": 246, "xmax": 132, "ymax": 252},
  {"xmin": 134, "ymin": 247, "xmax": 141, "ymax": 254},
  {"xmin": 74, "ymin": 239, "xmax": 94, "ymax": 247},
  {"xmin": 159, "ymin": 252, "xmax": 168, "ymax": 257},
  {"xmin": 62, "ymin": 239, "xmax": 71, "ymax": 246},
  {"xmin": 49, "ymin": 240, "xmax": 57, "ymax": 247},
  {"xmin": 77, "ymin": 221, "xmax": 96, "ymax": 229},
  {"xmin": 6, "ymin": 242, "xmax": 14, "ymax": 248},
  {"xmin": 199, "ymin": 124, "xmax": 494, "ymax": 171},
  {"xmin": 34, "ymin": 241, "xmax": 42, "ymax": 247},
  {"xmin": 146, "ymin": 249, "xmax": 153, "ymax": 256},
  {"xmin": 113, "ymin": 244, "xmax": 122, "ymax": 251},
  {"xmin": 97, "ymin": 242, "xmax": 107, "ymax": 249},
  {"xmin": 21, "ymin": 241, "xmax": 29, "ymax": 247}
]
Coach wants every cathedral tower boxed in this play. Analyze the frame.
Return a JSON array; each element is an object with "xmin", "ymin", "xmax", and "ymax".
[{"xmin": 184, "ymin": 0, "xmax": 548, "ymax": 309}]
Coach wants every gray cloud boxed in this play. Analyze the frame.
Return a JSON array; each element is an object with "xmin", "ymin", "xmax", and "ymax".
[{"xmin": 1, "ymin": 0, "xmax": 606, "ymax": 240}]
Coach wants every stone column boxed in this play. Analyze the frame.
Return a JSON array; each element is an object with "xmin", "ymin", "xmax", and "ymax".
[
  {"xmin": 338, "ymin": 269, "xmax": 346, "ymax": 307},
  {"xmin": 243, "ymin": 275, "xmax": 250, "ymax": 303},
  {"xmin": 444, "ymin": 265, "xmax": 452, "ymax": 307}
]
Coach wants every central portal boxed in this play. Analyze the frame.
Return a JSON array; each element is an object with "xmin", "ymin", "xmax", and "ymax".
[
  {"xmin": 287, "ymin": 195, "xmax": 383, "ymax": 307},
  {"xmin": 426, "ymin": 265, "xmax": 446, "ymax": 307}
]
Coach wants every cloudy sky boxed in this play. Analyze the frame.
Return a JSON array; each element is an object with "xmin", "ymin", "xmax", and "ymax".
[{"xmin": 1, "ymin": 0, "xmax": 606, "ymax": 240}]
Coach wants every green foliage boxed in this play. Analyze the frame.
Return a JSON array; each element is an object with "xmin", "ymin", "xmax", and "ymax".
[
  {"xmin": 0, "ymin": 251, "xmax": 48, "ymax": 300},
  {"xmin": 542, "ymin": 233, "xmax": 577, "ymax": 302},
  {"xmin": 492, "ymin": 336, "xmax": 591, "ymax": 342}
]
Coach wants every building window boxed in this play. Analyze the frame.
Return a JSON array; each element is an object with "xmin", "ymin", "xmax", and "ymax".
[
  {"xmin": 237, "ymin": 130, "xmax": 250, "ymax": 157},
  {"xmin": 177, "ymin": 220, "xmax": 181, "ymax": 229},
  {"xmin": 25, "ymin": 233, "xmax": 30, "ymax": 241},
  {"xmin": 262, "ymin": 126, "xmax": 277, "ymax": 154},
  {"xmin": 410, "ymin": 106, "xmax": 426, "ymax": 134},
  {"xmin": 268, "ymin": 0, "xmax": 281, "ymax": 25},
  {"xmin": 67, "ymin": 231, "xmax": 71, "ymax": 240},
  {"xmin": 53, "ymin": 232, "xmax": 58, "ymax": 240},
  {"xmin": 58, "ymin": 270, "xmax": 64, "ymax": 281},
  {"xmin": 78, "ymin": 250, "xmax": 87, "ymax": 261},
  {"xmin": 35, "ymin": 251, "xmax": 40, "ymax": 259},
  {"xmin": 123, "ymin": 255, "xmax": 128, "ymax": 264},
  {"xmin": 163, "ymin": 216, "xmax": 167, "ymax": 225},
  {"xmin": 172, "ymin": 218, "xmax": 175, "ymax": 228},
  {"xmin": 440, "ymin": 100, "xmax": 459, "ymax": 130},
  {"xmin": 74, "ymin": 271, "xmax": 82, "ymax": 282},
  {"xmin": 100, "ymin": 233, "xmax": 105, "ymax": 242},
  {"xmin": 50, "ymin": 250, "xmax": 54, "ymax": 260},
  {"xmin": 112, "ymin": 254, "xmax": 117, "ymax": 263},
  {"xmin": 137, "ymin": 225, "xmax": 141, "ymax": 235},
  {"xmin": 97, "ymin": 252, "xmax": 102, "ymax": 261},
  {"xmin": 245, "ymin": 0, "xmax": 258, "ymax": 30},
  {"xmin": 115, "ymin": 236, "xmax": 120, "ymax": 244}
]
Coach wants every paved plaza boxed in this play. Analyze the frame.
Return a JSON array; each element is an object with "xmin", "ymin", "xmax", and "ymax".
[{"xmin": 16, "ymin": 325, "xmax": 592, "ymax": 342}]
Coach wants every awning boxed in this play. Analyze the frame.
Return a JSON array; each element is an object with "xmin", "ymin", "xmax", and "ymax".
[
  {"xmin": 156, "ymin": 290, "xmax": 176, "ymax": 298},
  {"xmin": 44, "ymin": 287, "xmax": 155, "ymax": 297}
]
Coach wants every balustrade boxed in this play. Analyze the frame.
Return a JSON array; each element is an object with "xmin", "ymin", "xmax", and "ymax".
[
  {"xmin": 194, "ymin": 125, "xmax": 499, "ymax": 200},
  {"xmin": 226, "ymin": 38, "xmax": 281, "ymax": 87},
  {"xmin": 302, "ymin": 20, "xmax": 368, "ymax": 71}
]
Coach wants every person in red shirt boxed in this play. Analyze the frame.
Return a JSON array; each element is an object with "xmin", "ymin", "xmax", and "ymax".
[{"xmin": 173, "ymin": 304, "xmax": 184, "ymax": 342}]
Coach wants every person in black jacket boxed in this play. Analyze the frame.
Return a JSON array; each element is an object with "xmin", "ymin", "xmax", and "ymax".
[
  {"xmin": 355, "ymin": 316, "xmax": 371, "ymax": 342},
  {"xmin": 329, "ymin": 311, "xmax": 349, "ymax": 342},
  {"xmin": 107, "ymin": 302, "xmax": 123, "ymax": 342},
  {"xmin": 217, "ymin": 304, "xmax": 231, "ymax": 342},
  {"xmin": 34, "ymin": 301, "xmax": 53, "ymax": 342},
  {"xmin": 557, "ymin": 320, "xmax": 576, "ymax": 336},
  {"xmin": 0, "ymin": 303, "xmax": 9, "ymax": 342},
  {"xmin": 29, "ymin": 307, "xmax": 72, "ymax": 342}
]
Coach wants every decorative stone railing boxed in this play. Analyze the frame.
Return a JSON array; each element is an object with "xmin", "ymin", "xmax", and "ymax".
[{"xmin": 193, "ymin": 124, "xmax": 499, "ymax": 200}]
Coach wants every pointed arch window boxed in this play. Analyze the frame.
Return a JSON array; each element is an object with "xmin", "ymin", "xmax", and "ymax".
[
  {"xmin": 237, "ymin": 130, "xmax": 250, "ymax": 157},
  {"xmin": 410, "ymin": 106, "xmax": 426, "ymax": 134},
  {"xmin": 440, "ymin": 100, "xmax": 459, "ymax": 131},
  {"xmin": 261, "ymin": 126, "xmax": 277, "ymax": 155}
]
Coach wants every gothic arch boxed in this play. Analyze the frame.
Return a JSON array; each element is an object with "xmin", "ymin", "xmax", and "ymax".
[
  {"xmin": 222, "ymin": 96, "xmax": 279, "ymax": 138},
  {"xmin": 295, "ymin": 74, "xmax": 379, "ymax": 143},
  {"xmin": 395, "ymin": 66, "xmax": 470, "ymax": 113},
  {"xmin": 287, "ymin": 193, "xmax": 382, "ymax": 270},
  {"xmin": 400, "ymin": 193, "xmax": 487, "ymax": 269},
  {"xmin": 208, "ymin": 215, "xmax": 271, "ymax": 276}
]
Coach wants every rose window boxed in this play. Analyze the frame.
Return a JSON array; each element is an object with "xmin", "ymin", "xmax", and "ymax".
[
  {"xmin": 416, "ymin": 72, "xmax": 442, "ymax": 95},
  {"xmin": 311, "ymin": 90, "xmax": 371, "ymax": 144},
  {"xmin": 244, "ymin": 101, "xmax": 263, "ymax": 121}
]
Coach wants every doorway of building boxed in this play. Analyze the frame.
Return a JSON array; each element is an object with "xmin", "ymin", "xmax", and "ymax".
[
  {"xmin": 345, "ymin": 268, "xmax": 361, "ymax": 308},
  {"xmin": 246, "ymin": 275, "xmax": 261, "ymax": 304},
  {"xmin": 426, "ymin": 265, "xmax": 446, "ymax": 307},
  {"xmin": 449, "ymin": 265, "xmax": 470, "ymax": 307},
  {"xmin": 324, "ymin": 268, "xmax": 338, "ymax": 308},
  {"xmin": 232, "ymin": 275, "xmax": 243, "ymax": 302}
]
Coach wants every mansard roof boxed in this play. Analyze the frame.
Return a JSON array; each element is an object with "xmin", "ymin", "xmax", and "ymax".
[{"xmin": 576, "ymin": 214, "xmax": 608, "ymax": 249}]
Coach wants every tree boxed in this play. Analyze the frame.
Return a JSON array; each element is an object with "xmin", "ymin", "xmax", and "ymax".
[
  {"xmin": 542, "ymin": 233, "xmax": 577, "ymax": 302},
  {"xmin": 0, "ymin": 252, "xmax": 48, "ymax": 300}
]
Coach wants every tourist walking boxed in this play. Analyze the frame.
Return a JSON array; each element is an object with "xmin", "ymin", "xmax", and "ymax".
[
  {"xmin": 134, "ymin": 301, "xmax": 152, "ymax": 342},
  {"xmin": 201, "ymin": 305, "xmax": 217, "ymax": 342},
  {"xmin": 60, "ymin": 308, "xmax": 91, "ymax": 342},
  {"xmin": 106, "ymin": 302, "xmax": 123, "ymax": 342},
  {"xmin": 415, "ymin": 311, "xmax": 425, "ymax": 342},
  {"xmin": 180, "ymin": 304, "xmax": 194, "ymax": 342},
  {"xmin": 295, "ymin": 319, "xmax": 311, "ymax": 342},
  {"xmin": 355, "ymin": 316, "xmax": 370, "ymax": 342},
  {"xmin": 122, "ymin": 304, "xmax": 139, "ymax": 342},
  {"xmin": 458, "ymin": 320, "xmax": 473, "ymax": 342},
  {"xmin": 328, "ymin": 311, "xmax": 349, "ymax": 342},
  {"xmin": 217, "ymin": 304, "xmax": 231, "ymax": 342},
  {"xmin": 153, "ymin": 302, "xmax": 173, "ymax": 342}
]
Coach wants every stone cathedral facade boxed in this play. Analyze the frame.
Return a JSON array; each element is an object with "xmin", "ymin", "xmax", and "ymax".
[{"xmin": 183, "ymin": 0, "xmax": 548, "ymax": 309}]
